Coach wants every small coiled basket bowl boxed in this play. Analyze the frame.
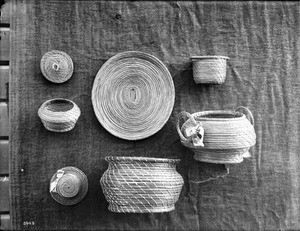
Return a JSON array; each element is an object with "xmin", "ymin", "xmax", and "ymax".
[
  {"xmin": 190, "ymin": 56, "xmax": 229, "ymax": 84},
  {"xmin": 38, "ymin": 98, "xmax": 81, "ymax": 132},
  {"xmin": 49, "ymin": 166, "xmax": 88, "ymax": 206}
]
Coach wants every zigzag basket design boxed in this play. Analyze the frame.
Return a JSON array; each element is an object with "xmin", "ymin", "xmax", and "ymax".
[{"xmin": 100, "ymin": 156, "xmax": 184, "ymax": 213}]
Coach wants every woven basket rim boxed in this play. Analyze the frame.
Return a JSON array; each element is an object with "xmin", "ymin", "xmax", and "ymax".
[
  {"xmin": 190, "ymin": 55, "xmax": 229, "ymax": 60},
  {"xmin": 91, "ymin": 50, "xmax": 175, "ymax": 140},
  {"xmin": 190, "ymin": 110, "xmax": 245, "ymax": 122},
  {"xmin": 42, "ymin": 98, "xmax": 75, "ymax": 111},
  {"xmin": 105, "ymin": 156, "xmax": 180, "ymax": 163}
]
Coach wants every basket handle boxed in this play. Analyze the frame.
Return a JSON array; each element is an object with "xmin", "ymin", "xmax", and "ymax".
[
  {"xmin": 176, "ymin": 111, "xmax": 198, "ymax": 142},
  {"xmin": 236, "ymin": 106, "xmax": 254, "ymax": 125}
]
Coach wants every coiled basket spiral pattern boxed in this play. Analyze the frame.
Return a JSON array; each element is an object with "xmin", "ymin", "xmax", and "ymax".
[
  {"xmin": 177, "ymin": 107, "xmax": 256, "ymax": 164},
  {"xmin": 40, "ymin": 50, "xmax": 74, "ymax": 83},
  {"xmin": 100, "ymin": 156, "xmax": 184, "ymax": 213},
  {"xmin": 190, "ymin": 56, "xmax": 229, "ymax": 84},
  {"xmin": 38, "ymin": 98, "xmax": 81, "ymax": 132},
  {"xmin": 49, "ymin": 166, "xmax": 88, "ymax": 206},
  {"xmin": 91, "ymin": 51, "xmax": 175, "ymax": 140}
]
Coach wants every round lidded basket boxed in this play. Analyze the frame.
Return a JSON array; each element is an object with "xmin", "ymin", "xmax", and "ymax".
[
  {"xmin": 100, "ymin": 156, "xmax": 184, "ymax": 213},
  {"xmin": 177, "ymin": 107, "xmax": 256, "ymax": 164},
  {"xmin": 40, "ymin": 50, "xmax": 74, "ymax": 83},
  {"xmin": 190, "ymin": 56, "xmax": 229, "ymax": 84},
  {"xmin": 49, "ymin": 166, "xmax": 88, "ymax": 206},
  {"xmin": 91, "ymin": 51, "xmax": 175, "ymax": 141},
  {"xmin": 38, "ymin": 98, "xmax": 81, "ymax": 132}
]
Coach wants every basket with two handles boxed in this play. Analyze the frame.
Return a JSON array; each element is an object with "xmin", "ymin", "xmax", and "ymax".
[{"xmin": 176, "ymin": 106, "xmax": 256, "ymax": 164}]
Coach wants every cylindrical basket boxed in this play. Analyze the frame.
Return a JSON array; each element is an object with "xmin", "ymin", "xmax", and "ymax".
[
  {"xmin": 40, "ymin": 50, "xmax": 74, "ymax": 83},
  {"xmin": 177, "ymin": 107, "xmax": 256, "ymax": 164},
  {"xmin": 38, "ymin": 98, "xmax": 81, "ymax": 132},
  {"xmin": 190, "ymin": 56, "xmax": 229, "ymax": 84},
  {"xmin": 100, "ymin": 156, "xmax": 184, "ymax": 213}
]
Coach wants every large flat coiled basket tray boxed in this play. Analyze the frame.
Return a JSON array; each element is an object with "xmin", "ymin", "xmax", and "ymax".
[
  {"xmin": 100, "ymin": 156, "xmax": 184, "ymax": 213},
  {"xmin": 91, "ymin": 51, "xmax": 175, "ymax": 140}
]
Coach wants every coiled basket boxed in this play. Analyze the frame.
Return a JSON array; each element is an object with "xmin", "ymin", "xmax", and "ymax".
[
  {"xmin": 91, "ymin": 51, "xmax": 175, "ymax": 140},
  {"xmin": 190, "ymin": 56, "xmax": 229, "ymax": 84},
  {"xmin": 100, "ymin": 156, "xmax": 184, "ymax": 213},
  {"xmin": 38, "ymin": 98, "xmax": 81, "ymax": 132},
  {"xmin": 40, "ymin": 50, "xmax": 74, "ymax": 83},
  {"xmin": 49, "ymin": 166, "xmax": 88, "ymax": 206},
  {"xmin": 177, "ymin": 106, "xmax": 256, "ymax": 164}
]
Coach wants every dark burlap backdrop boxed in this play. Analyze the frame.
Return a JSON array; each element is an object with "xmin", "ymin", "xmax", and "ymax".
[{"xmin": 10, "ymin": 1, "xmax": 300, "ymax": 230}]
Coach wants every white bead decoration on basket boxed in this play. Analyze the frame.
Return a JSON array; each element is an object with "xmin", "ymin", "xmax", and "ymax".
[
  {"xmin": 38, "ymin": 98, "xmax": 81, "ymax": 132},
  {"xmin": 91, "ymin": 51, "xmax": 175, "ymax": 140},
  {"xmin": 190, "ymin": 56, "xmax": 229, "ymax": 84},
  {"xmin": 40, "ymin": 50, "xmax": 74, "ymax": 83},
  {"xmin": 49, "ymin": 166, "xmax": 88, "ymax": 206},
  {"xmin": 177, "ymin": 106, "xmax": 256, "ymax": 164},
  {"xmin": 100, "ymin": 156, "xmax": 184, "ymax": 213}
]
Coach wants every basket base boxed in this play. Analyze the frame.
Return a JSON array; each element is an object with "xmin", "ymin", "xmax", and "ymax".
[
  {"xmin": 42, "ymin": 123, "xmax": 76, "ymax": 132},
  {"xmin": 193, "ymin": 153, "xmax": 243, "ymax": 164},
  {"xmin": 194, "ymin": 79, "xmax": 225, "ymax": 85},
  {"xmin": 108, "ymin": 204, "xmax": 175, "ymax": 213},
  {"xmin": 191, "ymin": 147, "xmax": 249, "ymax": 164}
]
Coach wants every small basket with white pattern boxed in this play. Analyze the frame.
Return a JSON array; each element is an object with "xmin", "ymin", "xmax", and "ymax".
[
  {"xmin": 190, "ymin": 56, "xmax": 229, "ymax": 84},
  {"xmin": 100, "ymin": 156, "xmax": 184, "ymax": 213},
  {"xmin": 49, "ymin": 166, "xmax": 88, "ymax": 206}
]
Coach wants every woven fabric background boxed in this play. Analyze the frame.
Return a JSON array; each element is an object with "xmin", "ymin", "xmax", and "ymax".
[{"xmin": 10, "ymin": 1, "xmax": 300, "ymax": 230}]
